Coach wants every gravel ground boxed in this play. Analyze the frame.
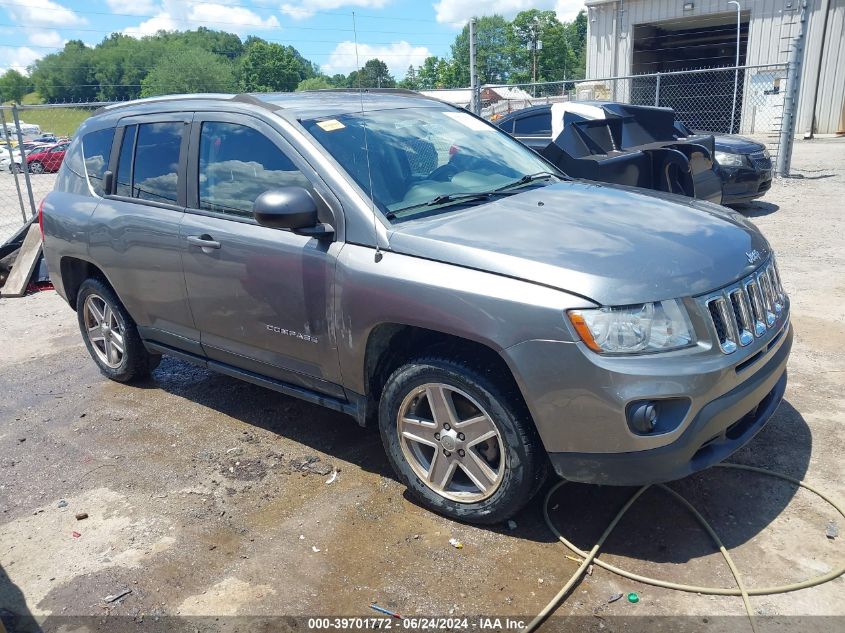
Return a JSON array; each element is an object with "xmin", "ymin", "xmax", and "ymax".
[{"xmin": 1, "ymin": 138, "xmax": 844, "ymax": 632}]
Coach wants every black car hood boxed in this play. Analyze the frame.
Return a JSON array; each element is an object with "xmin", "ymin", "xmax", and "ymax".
[
  {"xmin": 388, "ymin": 180, "xmax": 771, "ymax": 305},
  {"xmin": 714, "ymin": 134, "xmax": 766, "ymax": 154}
]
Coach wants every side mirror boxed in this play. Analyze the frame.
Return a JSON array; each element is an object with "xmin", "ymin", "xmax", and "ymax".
[{"xmin": 253, "ymin": 187, "xmax": 333, "ymax": 238}]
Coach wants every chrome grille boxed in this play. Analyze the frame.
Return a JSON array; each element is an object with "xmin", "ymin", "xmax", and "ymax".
[
  {"xmin": 750, "ymin": 151, "xmax": 772, "ymax": 171},
  {"xmin": 704, "ymin": 258, "xmax": 787, "ymax": 354}
]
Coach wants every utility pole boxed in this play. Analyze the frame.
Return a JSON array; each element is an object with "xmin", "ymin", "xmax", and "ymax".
[
  {"xmin": 527, "ymin": 15, "xmax": 542, "ymax": 97},
  {"xmin": 469, "ymin": 17, "xmax": 480, "ymax": 115},
  {"xmin": 728, "ymin": 1, "xmax": 741, "ymax": 134},
  {"xmin": 776, "ymin": 0, "xmax": 807, "ymax": 176}
]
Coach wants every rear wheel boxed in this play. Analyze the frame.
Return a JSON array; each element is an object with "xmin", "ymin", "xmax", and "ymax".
[
  {"xmin": 76, "ymin": 278, "xmax": 160, "ymax": 383},
  {"xmin": 379, "ymin": 356, "xmax": 547, "ymax": 524},
  {"xmin": 29, "ymin": 161, "xmax": 44, "ymax": 174}
]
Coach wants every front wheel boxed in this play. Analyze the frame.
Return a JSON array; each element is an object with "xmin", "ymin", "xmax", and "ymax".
[
  {"xmin": 28, "ymin": 161, "xmax": 44, "ymax": 174},
  {"xmin": 76, "ymin": 278, "xmax": 160, "ymax": 383},
  {"xmin": 378, "ymin": 357, "xmax": 547, "ymax": 524}
]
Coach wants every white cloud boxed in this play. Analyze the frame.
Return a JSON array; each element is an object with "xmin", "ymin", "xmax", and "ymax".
[
  {"xmin": 191, "ymin": 4, "xmax": 281, "ymax": 31},
  {"xmin": 281, "ymin": 0, "xmax": 390, "ymax": 21},
  {"xmin": 104, "ymin": 0, "xmax": 159, "ymax": 16},
  {"xmin": 123, "ymin": 13, "xmax": 178, "ymax": 36},
  {"xmin": 124, "ymin": 2, "xmax": 280, "ymax": 37},
  {"xmin": 554, "ymin": 0, "xmax": 584, "ymax": 21},
  {"xmin": 433, "ymin": 0, "xmax": 583, "ymax": 27},
  {"xmin": 4, "ymin": 0, "xmax": 84, "ymax": 28},
  {"xmin": 28, "ymin": 30, "xmax": 64, "ymax": 48},
  {"xmin": 321, "ymin": 40, "xmax": 432, "ymax": 77},
  {"xmin": 0, "ymin": 47, "xmax": 42, "ymax": 75}
]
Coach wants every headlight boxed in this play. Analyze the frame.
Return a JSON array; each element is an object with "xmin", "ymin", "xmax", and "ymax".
[
  {"xmin": 714, "ymin": 150, "xmax": 745, "ymax": 167},
  {"xmin": 568, "ymin": 300, "xmax": 694, "ymax": 354}
]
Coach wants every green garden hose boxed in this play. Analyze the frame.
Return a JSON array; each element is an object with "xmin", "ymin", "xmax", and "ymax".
[{"xmin": 522, "ymin": 463, "xmax": 845, "ymax": 633}]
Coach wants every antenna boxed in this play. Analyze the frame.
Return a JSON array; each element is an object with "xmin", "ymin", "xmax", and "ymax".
[{"xmin": 353, "ymin": 11, "xmax": 383, "ymax": 263}]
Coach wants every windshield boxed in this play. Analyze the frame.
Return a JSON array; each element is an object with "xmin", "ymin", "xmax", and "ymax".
[{"xmin": 301, "ymin": 107, "xmax": 559, "ymax": 220}]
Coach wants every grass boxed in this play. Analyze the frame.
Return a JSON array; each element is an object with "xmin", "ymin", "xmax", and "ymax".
[
  {"xmin": 14, "ymin": 107, "xmax": 93, "ymax": 137},
  {"xmin": 21, "ymin": 92, "xmax": 42, "ymax": 105}
]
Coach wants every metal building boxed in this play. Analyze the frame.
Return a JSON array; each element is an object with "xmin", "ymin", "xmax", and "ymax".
[{"xmin": 584, "ymin": 0, "xmax": 845, "ymax": 135}]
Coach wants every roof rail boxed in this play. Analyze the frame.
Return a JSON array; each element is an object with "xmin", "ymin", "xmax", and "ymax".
[
  {"xmin": 306, "ymin": 88, "xmax": 440, "ymax": 101},
  {"xmin": 93, "ymin": 93, "xmax": 239, "ymax": 116}
]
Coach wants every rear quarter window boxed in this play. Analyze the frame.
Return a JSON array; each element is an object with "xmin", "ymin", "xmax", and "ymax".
[
  {"xmin": 82, "ymin": 128, "xmax": 115, "ymax": 196},
  {"xmin": 513, "ymin": 113, "xmax": 552, "ymax": 135}
]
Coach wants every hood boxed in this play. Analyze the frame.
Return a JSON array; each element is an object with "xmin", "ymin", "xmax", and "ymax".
[
  {"xmin": 388, "ymin": 181, "xmax": 771, "ymax": 305},
  {"xmin": 714, "ymin": 134, "xmax": 766, "ymax": 154}
]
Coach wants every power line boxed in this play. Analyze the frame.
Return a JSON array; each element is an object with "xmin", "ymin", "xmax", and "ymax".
[
  {"xmin": 0, "ymin": 23, "xmax": 439, "ymax": 48},
  {"xmin": 0, "ymin": 1, "xmax": 455, "ymax": 35}
]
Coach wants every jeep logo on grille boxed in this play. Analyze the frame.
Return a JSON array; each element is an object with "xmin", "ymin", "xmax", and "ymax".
[{"xmin": 746, "ymin": 249, "xmax": 762, "ymax": 264}]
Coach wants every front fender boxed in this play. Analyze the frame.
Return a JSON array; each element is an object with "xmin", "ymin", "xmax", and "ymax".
[{"xmin": 335, "ymin": 244, "xmax": 594, "ymax": 394}]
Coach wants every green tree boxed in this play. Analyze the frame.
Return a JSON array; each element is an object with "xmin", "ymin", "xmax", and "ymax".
[
  {"xmin": 347, "ymin": 59, "xmax": 395, "ymax": 89},
  {"xmin": 239, "ymin": 40, "xmax": 310, "ymax": 92},
  {"xmin": 398, "ymin": 65, "xmax": 419, "ymax": 90},
  {"xmin": 166, "ymin": 27, "xmax": 244, "ymax": 60},
  {"xmin": 0, "ymin": 69, "xmax": 31, "ymax": 103},
  {"xmin": 435, "ymin": 58, "xmax": 459, "ymax": 88},
  {"xmin": 510, "ymin": 10, "xmax": 562, "ymax": 83},
  {"xmin": 564, "ymin": 10, "xmax": 588, "ymax": 79},
  {"xmin": 451, "ymin": 15, "xmax": 515, "ymax": 86},
  {"xmin": 31, "ymin": 41, "xmax": 97, "ymax": 102},
  {"xmin": 296, "ymin": 76, "xmax": 332, "ymax": 91},
  {"xmin": 141, "ymin": 48, "xmax": 237, "ymax": 96},
  {"xmin": 416, "ymin": 56, "xmax": 440, "ymax": 89}
]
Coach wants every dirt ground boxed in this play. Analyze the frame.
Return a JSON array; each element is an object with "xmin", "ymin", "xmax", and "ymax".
[{"xmin": 1, "ymin": 139, "xmax": 844, "ymax": 632}]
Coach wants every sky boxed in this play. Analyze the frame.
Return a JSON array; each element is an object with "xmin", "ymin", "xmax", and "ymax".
[{"xmin": 0, "ymin": 0, "xmax": 585, "ymax": 78}]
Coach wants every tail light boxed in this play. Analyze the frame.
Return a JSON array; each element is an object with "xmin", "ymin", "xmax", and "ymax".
[{"xmin": 38, "ymin": 198, "xmax": 45, "ymax": 238}]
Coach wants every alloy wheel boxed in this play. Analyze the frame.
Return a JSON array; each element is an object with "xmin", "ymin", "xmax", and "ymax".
[
  {"xmin": 83, "ymin": 293, "xmax": 126, "ymax": 368},
  {"xmin": 397, "ymin": 383, "xmax": 505, "ymax": 502}
]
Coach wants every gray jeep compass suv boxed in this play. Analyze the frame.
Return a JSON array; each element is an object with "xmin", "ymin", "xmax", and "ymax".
[{"xmin": 41, "ymin": 90, "xmax": 792, "ymax": 524}]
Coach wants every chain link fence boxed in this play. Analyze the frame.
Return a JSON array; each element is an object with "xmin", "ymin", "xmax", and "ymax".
[
  {"xmin": 477, "ymin": 63, "xmax": 789, "ymax": 161},
  {"xmin": 1, "ymin": 103, "xmax": 107, "ymax": 244}
]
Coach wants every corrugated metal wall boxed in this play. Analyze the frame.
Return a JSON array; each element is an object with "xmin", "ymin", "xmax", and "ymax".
[
  {"xmin": 585, "ymin": 0, "xmax": 845, "ymax": 134},
  {"xmin": 799, "ymin": 0, "xmax": 845, "ymax": 134}
]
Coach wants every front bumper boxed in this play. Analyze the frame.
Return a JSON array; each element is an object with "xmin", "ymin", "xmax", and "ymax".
[
  {"xmin": 503, "ymin": 308, "xmax": 792, "ymax": 485},
  {"xmin": 720, "ymin": 165, "xmax": 772, "ymax": 205},
  {"xmin": 548, "ymin": 329, "xmax": 789, "ymax": 485}
]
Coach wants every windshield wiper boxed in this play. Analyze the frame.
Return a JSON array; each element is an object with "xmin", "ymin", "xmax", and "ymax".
[
  {"xmin": 390, "ymin": 190, "xmax": 513, "ymax": 216},
  {"xmin": 494, "ymin": 171, "xmax": 560, "ymax": 192},
  {"xmin": 388, "ymin": 172, "xmax": 562, "ymax": 218}
]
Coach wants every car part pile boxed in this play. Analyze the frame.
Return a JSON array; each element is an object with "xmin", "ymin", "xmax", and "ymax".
[
  {"xmin": 0, "ymin": 218, "xmax": 50, "ymax": 296},
  {"xmin": 540, "ymin": 102, "xmax": 723, "ymax": 204}
]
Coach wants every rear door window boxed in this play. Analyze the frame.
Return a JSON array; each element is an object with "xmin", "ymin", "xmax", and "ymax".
[
  {"xmin": 81, "ymin": 128, "xmax": 114, "ymax": 195},
  {"xmin": 513, "ymin": 113, "xmax": 552, "ymax": 135},
  {"xmin": 114, "ymin": 122, "xmax": 183, "ymax": 204}
]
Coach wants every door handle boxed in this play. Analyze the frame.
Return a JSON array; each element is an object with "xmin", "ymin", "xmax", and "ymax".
[{"xmin": 187, "ymin": 235, "xmax": 221, "ymax": 250}]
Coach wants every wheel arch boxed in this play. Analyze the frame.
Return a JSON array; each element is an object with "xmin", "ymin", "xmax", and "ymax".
[
  {"xmin": 59, "ymin": 256, "xmax": 115, "ymax": 311},
  {"xmin": 361, "ymin": 323, "xmax": 530, "ymax": 428}
]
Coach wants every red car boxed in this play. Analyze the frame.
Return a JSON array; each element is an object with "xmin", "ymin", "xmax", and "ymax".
[{"xmin": 26, "ymin": 141, "xmax": 70, "ymax": 174}]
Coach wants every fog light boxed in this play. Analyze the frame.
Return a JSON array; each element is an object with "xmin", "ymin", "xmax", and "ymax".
[{"xmin": 628, "ymin": 401, "xmax": 658, "ymax": 434}]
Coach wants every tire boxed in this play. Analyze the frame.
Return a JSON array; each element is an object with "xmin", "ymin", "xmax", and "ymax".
[
  {"xmin": 29, "ymin": 161, "xmax": 44, "ymax": 174},
  {"xmin": 76, "ymin": 278, "xmax": 161, "ymax": 383},
  {"xmin": 11, "ymin": 163, "xmax": 21, "ymax": 174},
  {"xmin": 378, "ymin": 356, "xmax": 547, "ymax": 524}
]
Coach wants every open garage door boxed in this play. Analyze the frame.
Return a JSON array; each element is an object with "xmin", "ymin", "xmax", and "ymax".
[{"xmin": 631, "ymin": 12, "xmax": 750, "ymax": 133}]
